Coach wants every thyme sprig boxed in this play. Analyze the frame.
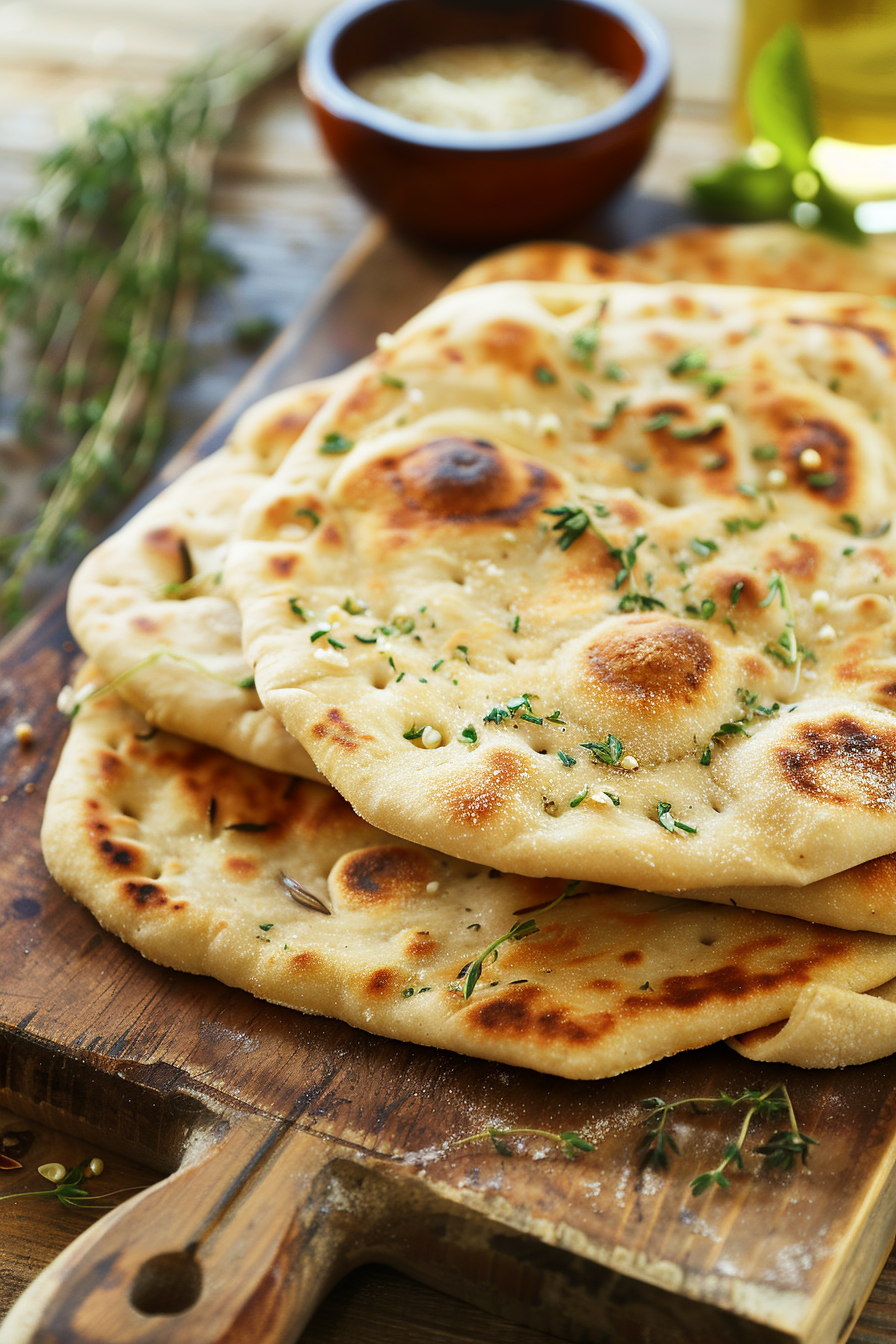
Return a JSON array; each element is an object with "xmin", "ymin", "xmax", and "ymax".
[
  {"xmin": 579, "ymin": 734, "xmax": 624, "ymax": 766},
  {"xmin": 456, "ymin": 1127, "xmax": 595, "ymax": 1161},
  {"xmin": 543, "ymin": 500, "xmax": 610, "ymax": 550},
  {"xmin": 483, "ymin": 692, "xmax": 540, "ymax": 726},
  {"xmin": 640, "ymin": 1084, "xmax": 816, "ymax": 1196},
  {"xmin": 57, "ymin": 648, "xmax": 255, "ymax": 718},
  {"xmin": 0, "ymin": 29, "xmax": 306, "ymax": 624},
  {"xmin": 759, "ymin": 570, "xmax": 802, "ymax": 687},
  {"xmin": 0, "ymin": 1161, "xmax": 145, "ymax": 1212},
  {"xmin": 596, "ymin": 527, "xmax": 647, "ymax": 590},
  {"xmin": 460, "ymin": 883, "xmax": 578, "ymax": 999}
]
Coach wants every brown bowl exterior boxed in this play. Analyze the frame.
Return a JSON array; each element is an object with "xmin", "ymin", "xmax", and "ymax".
[{"xmin": 301, "ymin": 0, "xmax": 670, "ymax": 245}]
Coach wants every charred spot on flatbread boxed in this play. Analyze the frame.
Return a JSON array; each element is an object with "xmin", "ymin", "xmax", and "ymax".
[
  {"xmin": 777, "ymin": 716, "xmax": 896, "ymax": 809},
  {"xmin": 120, "ymin": 879, "xmax": 178, "ymax": 910},
  {"xmin": 329, "ymin": 846, "xmax": 434, "ymax": 910},
  {"xmin": 584, "ymin": 618, "xmax": 713, "ymax": 708},
  {"xmin": 358, "ymin": 437, "xmax": 559, "ymax": 528}
]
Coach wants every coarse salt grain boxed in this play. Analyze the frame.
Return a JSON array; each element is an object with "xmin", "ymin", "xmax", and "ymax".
[
  {"xmin": 501, "ymin": 407, "xmax": 533, "ymax": 429},
  {"xmin": 818, "ymin": 624, "xmax": 837, "ymax": 642},
  {"xmin": 799, "ymin": 448, "xmax": 823, "ymax": 471},
  {"xmin": 766, "ymin": 468, "xmax": 787, "ymax": 488},
  {"xmin": 810, "ymin": 589, "xmax": 830, "ymax": 612},
  {"xmin": 313, "ymin": 647, "xmax": 349, "ymax": 667}
]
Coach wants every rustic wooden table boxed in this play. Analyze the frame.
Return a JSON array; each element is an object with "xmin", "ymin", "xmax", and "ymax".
[{"xmin": 4, "ymin": 3, "xmax": 896, "ymax": 1341}]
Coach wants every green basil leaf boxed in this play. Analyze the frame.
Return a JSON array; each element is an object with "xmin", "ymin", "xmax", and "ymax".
[
  {"xmin": 691, "ymin": 158, "xmax": 793, "ymax": 222},
  {"xmin": 747, "ymin": 24, "xmax": 816, "ymax": 173}
]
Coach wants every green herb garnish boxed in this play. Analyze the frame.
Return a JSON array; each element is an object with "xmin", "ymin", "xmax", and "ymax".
[
  {"xmin": 690, "ymin": 538, "xmax": 719, "ymax": 558},
  {"xmin": 0, "ymin": 29, "xmax": 306, "ymax": 626},
  {"xmin": 558, "ymin": 751, "xmax": 577, "ymax": 768},
  {"xmin": 668, "ymin": 348, "xmax": 708, "ymax": 376},
  {"xmin": 319, "ymin": 431, "xmax": 354, "ymax": 455},
  {"xmin": 590, "ymin": 398, "xmax": 629, "ymax": 432},
  {"xmin": 483, "ymin": 693, "xmax": 537, "ymax": 726},
  {"xmin": 579, "ymin": 734, "xmax": 623, "ymax": 766},
  {"xmin": 723, "ymin": 516, "xmax": 766, "ymax": 533},
  {"xmin": 379, "ymin": 372, "xmax": 406, "ymax": 389},
  {"xmin": 460, "ymin": 884, "xmax": 577, "ymax": 998},
  {"xmin": 752, "ymin": 444, "xmax": 778, "ymax": 461},
  {"xmin": 685, "ymin": 599, "xmax": 716, "ymax": 621},
  {"xmin": 656, "ymin": 801, "xmax": 697, "ymax": 835},
  {"xmin": 543, "ymin": 500, "xmax": 610, "ymax": 550},
  {"xmin": 534, "ymin": 363, "xmax": 558, "ymax": 385},
  {"xmin": 0, "ymin": 1160, "xmax": 145, "ymax": 1211},
  {"xmin": 569, "ymin": 321, "xmax": 601, "ymax": 369},
  {"xmin": 689, "ymin": 25, "xmax": 861, "ymax": 244},
  {"xmin": 459, "ymin": 725, "xmax": 478, "ymax": 745},
  {"xmin": 644, "ymin": 411, "xmax": 679, "ymax": 432},
  {"xmin": 596, "ymin": 528, "xmax": 647, "ymax": 590},
  {"xmin": 456, "ymin": 1127, "xmax": 595, "ymax": 1161},
  {"xmin": 759, "ymin": 570, "xmax": 801, "ymax": 682},
  {"xmin": 618, "ymin": 593, "xmax": 666, "ymax": 612},
  {"xmin": 640, "ymin": 1084, "xmax": 816, "ymax": 1196}
]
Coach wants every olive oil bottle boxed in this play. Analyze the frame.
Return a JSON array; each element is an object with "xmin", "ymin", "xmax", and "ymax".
[{"xmin": 737, "ymin": 0, "xmax": 896, "ymax": 202}]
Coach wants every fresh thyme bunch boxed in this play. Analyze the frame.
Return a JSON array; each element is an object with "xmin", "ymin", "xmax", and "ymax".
[{"xmin": 0, "ymin": 28, "xmax": 304, "ymax": 624}]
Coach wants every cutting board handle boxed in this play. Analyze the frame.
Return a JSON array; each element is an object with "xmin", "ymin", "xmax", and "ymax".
[{"xmin": 0, "ymin": 1114, "xmax": 361, "ymax": 1344}]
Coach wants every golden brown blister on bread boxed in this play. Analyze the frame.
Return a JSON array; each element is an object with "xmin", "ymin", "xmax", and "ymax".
[
  {"xmin": 227, "ymin": 279, "xmax": 896, "ymax": 891},
  {"xmin": 41, "ymin": 683, "xmax": 896, "ymax": 1079}
]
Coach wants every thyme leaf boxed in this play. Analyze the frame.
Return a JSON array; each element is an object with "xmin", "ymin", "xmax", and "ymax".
[
  {"xmin": 656, "ymin": 801, "xmax": 697, "ymax": 835},
  {"xmin": 590, "ymin": 398, "xmax": 629, "ymax": 432},
  {"xmin": 456, "ymin": 1126, "xmax": 595, "ymax": 1161},
  {"xmin": 319, "ymin": 431, "xmax": 354, "ymax": 455},
  {"xmin": 543, "ymin": 500, "xmax": 610, "ymax": 550},
  {"xmin": 580, "ymin": 734, "xmax": 623, "ymax": 766}
]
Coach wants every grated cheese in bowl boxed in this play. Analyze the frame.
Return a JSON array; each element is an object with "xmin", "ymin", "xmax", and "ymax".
[{"xmin": 349, "ymin": 41, "xmax": 629, "ymax": 133}]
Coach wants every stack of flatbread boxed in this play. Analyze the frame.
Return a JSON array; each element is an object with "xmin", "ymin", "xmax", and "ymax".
[{"xmin": 45, "ymin": 222, "xmax": 896, "ymax": 1080}]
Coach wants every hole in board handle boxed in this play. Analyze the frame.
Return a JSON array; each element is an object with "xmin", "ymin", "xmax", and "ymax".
[{"xmin": 130, "ymin": 1246, "xmax": 203, "ymax": 1315}]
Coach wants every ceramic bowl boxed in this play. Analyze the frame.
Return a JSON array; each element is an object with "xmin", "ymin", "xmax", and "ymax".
[{"xmin": 301, "ymin": 0, "xmax": 671, "ymax": 245}]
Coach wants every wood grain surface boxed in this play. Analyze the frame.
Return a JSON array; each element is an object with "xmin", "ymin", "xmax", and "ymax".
[{"xmin": 3, "ymin": 224, "xmax": 896, "ymax": 1344}]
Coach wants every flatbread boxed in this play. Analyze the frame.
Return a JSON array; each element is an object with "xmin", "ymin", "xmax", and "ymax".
[
  {"xmin": 41, "ymin": 681, "xmax": 896, "ymax": 1079},
  {"xmin": 729, "ymin": 977, "xmax": 896, "ymax": 1068},
  {"xmin": 66, "ymin": 379, "xmax": 339, "ymax": 776},
  {"xmin": 447, "ymin": 224, "xmax": 896, "ymax": 296},
  {"xmin": 227, "ymin": 277, "xmax": 896, "ymax": 893},
  {"xmin": 622, "ymin": 223, "xmax": 896, "ymax": 297}
]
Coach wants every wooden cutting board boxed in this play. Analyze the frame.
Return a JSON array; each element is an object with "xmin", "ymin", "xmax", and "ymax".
[{"xmin": 3, "ymin": 222, "xmax": 896, "ymax": 1344}]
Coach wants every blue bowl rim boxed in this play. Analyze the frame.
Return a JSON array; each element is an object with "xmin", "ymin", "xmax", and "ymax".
[{"xmin": 302, "ymin": 0, "xmax": 671, "ymax": 153}]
